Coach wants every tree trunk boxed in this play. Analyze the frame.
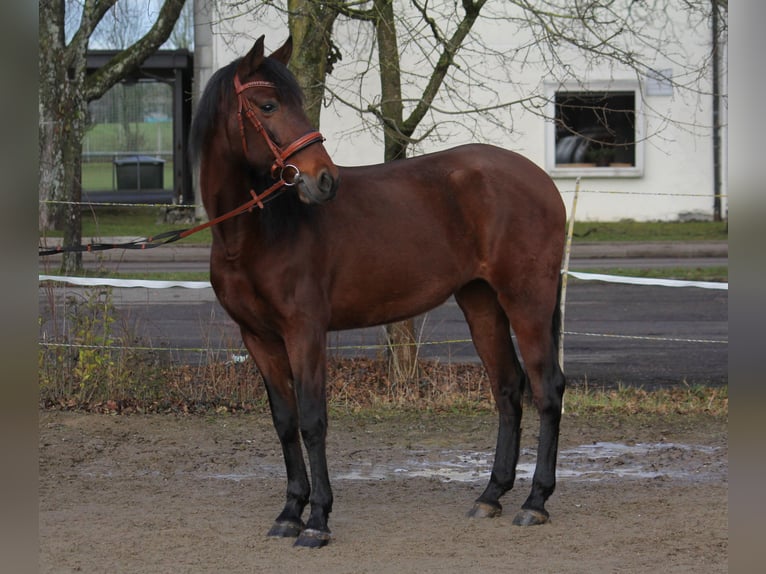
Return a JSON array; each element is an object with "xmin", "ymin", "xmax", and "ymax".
[
  {"xmin": 60, "ymin": 138, "xmax": 84, "ymax": 274},
  {"xmin": 287, "ymin": 0, "xmax": 338, "ymax": 127},
  {"xmin": 39, "ymin": 0, "xmax": 187, "ymax": 273},
  {"xmin": 39, "ymin": 0, "xmax": 85, "ymax": 272},
  {"xmin": 374, "ymin": 0, "xmax": 419, "ymax": 385},
  {"xmin": 283, "ymin": 0, "xmax": 489, "ymax": 385},
  {"xmin": 38, "ymin": 0, "xmax": 67, "ymax": 233}
]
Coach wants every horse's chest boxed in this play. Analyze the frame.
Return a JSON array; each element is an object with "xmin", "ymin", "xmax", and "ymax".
[{"xmin": 212, "ymin": 268, "xmax": 285, "ymax": 335}]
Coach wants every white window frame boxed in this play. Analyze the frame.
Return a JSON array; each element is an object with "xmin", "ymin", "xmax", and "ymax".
[{"xmin": 545, "ymin": 80, "xmax": 645, "ymax": 178}]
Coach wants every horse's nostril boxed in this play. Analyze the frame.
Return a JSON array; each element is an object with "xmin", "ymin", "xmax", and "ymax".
[{"xmin": 319, "ymin": 170, "xmax": 335, "ymax": 196}]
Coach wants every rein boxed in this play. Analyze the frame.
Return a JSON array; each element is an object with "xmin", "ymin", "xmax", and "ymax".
[{"xmin": 39, "ymin": 74, "xmax": 327, "ymax": 258}]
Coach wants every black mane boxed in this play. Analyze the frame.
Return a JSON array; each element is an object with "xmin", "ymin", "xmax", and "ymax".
[
  {"xmin": 246, "ymin": 165, "xmax": 317, "ymax": 242},
  {"xmin": 188, "ymin": 60, "xmax": 236, "ymax": 167}
]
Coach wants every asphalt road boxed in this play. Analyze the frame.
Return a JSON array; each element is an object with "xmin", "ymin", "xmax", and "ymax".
[{"xmin": 39, "ymin": 273, "xmax": 728, "ymax": 389}]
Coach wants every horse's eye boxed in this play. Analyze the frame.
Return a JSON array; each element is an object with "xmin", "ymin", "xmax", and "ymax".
[{"xmin": 260, "ymin": 102, "xmax": 278, "ymax": 114}]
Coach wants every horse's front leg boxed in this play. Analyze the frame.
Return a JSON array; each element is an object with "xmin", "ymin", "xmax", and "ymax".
[
  {"xmin": 241, "ymin": 330, "xmax": 310, "ymax": 539},
  {"xmin": 284, "ymin": 328, "xmax": 333, "ymax": 548}
]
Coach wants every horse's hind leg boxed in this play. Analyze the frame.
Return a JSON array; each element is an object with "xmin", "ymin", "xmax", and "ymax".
[
  {"xmin": 241, "ymin": 329, "xmax": 310, "ymax": 538},
  {"xmin": 455, "ymin": 281, "xmax": 526, "ymax": 518},
  {"xmin": 499, "ymin": 283, "xmax": 565, "ymax": 526}
]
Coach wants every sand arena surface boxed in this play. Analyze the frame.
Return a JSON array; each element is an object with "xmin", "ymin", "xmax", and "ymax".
[{"xmin": 39, "ymin": 409, "xmax": 727, "ymax": 573}]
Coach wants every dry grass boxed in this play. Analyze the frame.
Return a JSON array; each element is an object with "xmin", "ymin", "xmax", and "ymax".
[
  {"xmin": 562, "ymin": 381, "xmax": 728, "ymax": 417},
  {"xmin": 39, "ymin": 354, "xmax": 727, "ymax": 419}
]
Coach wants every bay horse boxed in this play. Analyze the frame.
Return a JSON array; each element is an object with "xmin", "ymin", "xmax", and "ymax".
[{"xmin": 190, "ymin": 35, "xmax": 567, "ymax": 548}]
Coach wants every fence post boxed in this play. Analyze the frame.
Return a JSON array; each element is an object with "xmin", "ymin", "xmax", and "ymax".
[{"xmin": 559, "ymin": 177, "xmax": 580, "ymax": 371}]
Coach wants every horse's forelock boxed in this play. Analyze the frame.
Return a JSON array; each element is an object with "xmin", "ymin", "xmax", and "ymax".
[{"xmin": 258, "ymin": 56, "xmax": 304, "ymax": 108}]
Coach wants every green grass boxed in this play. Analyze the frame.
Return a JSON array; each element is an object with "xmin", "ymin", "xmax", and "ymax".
[
  {"xmin": 84, "ymin": 122, "xmax": 173, "ymax": 154},
  {"xmin": 43, "ymin": 206, "xmax": 211, "ymax": 244},
  {"xmin": 561, "ymin": 382, "xmax": 727, "ymax": 417},
  {"xmin": 572, "ymin": 220, "xmax": 727, "ymax": 242}
]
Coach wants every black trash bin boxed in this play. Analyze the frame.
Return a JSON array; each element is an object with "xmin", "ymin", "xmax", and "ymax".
[{"xmin": 114, "ymin": 155, "xmax": 165, "ymax": 191}]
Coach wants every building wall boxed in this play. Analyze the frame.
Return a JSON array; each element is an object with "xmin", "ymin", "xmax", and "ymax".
[{"xmin": 197, "ymin": 2, "xmax": 726, "ymax": 221}]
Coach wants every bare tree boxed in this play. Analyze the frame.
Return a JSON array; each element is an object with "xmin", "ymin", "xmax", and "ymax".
[
  {"xmin": 343, "ymin": 0, "xmax": 724, "ymax": 378},
  {"xmin": 285, "ymin": 0, "xmax": 339, "ymax": 126},
  {"xmin": 320, "ymin": 1, "xmax": 725, "ymax": 153},
  {"xmin": 209, "ymin": 0, "xmax": 726, "ymax": 379},
  {"xmin": 39, "ymin": 0, "xmax": 187, "ymax": 273},
  {"xmin": 217, "ymin": 0, "xmax": 494, "ymax": 378},
  {"xmin": 167, "ymin": 0, "xmax": 194, "ymax": 49},
  {"xmin": 89, "ymin": 0, "xmax": 146, "ymax": 48},
  {"xmin": 215, "ymin": 0, "xmax": 339, "ymax": 126},
  {"xmin": 216, "ymin": 2, "xmax": 726, "ymax": 144},
  {"xmin": 348, "ymin": 0, "xmax": 488, "ymax": 380}
]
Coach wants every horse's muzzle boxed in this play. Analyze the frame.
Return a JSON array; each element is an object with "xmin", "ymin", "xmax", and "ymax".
[{"xmin": 296, "ymin": 168, "xmax": 338, "ymax": 204}]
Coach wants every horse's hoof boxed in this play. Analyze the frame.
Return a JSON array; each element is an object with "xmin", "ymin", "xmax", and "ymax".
[
  {"xmin": 467, "ymin": 501, "xmax": 502, "ymax": 518},
  {"xmin": 512, "ymin": 508, "xmax": 550, "ymax": 526},
  {"xmin": 294, "ymin": 528, "xmax": 332, "ymax": 548},
  {"xmin": 267, "ymin": 520, "xmax": 304, "ymax": 538}
]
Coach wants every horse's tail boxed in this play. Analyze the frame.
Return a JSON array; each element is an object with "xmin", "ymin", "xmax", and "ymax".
[
  {"xmin": 521, "ymin": 272, "xmax": 564, "ymax": 403},
  {"xmin": 552, "ymin": 272, "xmax": 564, "ymax": 361}
]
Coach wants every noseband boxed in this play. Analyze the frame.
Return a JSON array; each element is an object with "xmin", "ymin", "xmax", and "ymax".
[{"xmin": 234, "ymin": 74, "xmax": 325, "ymax": 186}]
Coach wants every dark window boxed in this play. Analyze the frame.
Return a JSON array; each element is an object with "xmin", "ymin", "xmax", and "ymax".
[{"xmin": 554, "ymin": 92, "xmax": 636, "ymax": 168}]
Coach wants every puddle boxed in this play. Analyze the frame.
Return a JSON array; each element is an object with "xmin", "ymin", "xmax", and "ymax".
[
  {"xmin": 78, "ymin": 442, "xmax": 724, "ymax": 484},
  {"xmin": 333, "ymin": 442, "xmax": 724, "ymax": 483}
]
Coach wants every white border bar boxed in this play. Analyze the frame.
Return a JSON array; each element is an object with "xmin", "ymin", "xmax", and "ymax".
[
  {"xmin": 566, "ymin": 271, "xmax": 727, "ymax": 290},
  {"xmin": 40, "ymin": 272, "xmax": 727, "ymax": 291},
  {"xmin": 39, "ymin": 275, "xmax": 212, "ymax": 289}
]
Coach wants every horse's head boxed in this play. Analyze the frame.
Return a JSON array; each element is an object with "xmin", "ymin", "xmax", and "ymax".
[{"xmin": 231, "ymin": 36, "xmax": 339, "ymax": 204}]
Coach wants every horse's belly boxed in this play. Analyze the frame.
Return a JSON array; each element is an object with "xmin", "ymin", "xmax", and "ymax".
[{"xmin": 327, "ymin": 270, "xmax": 461, "ymax": 330}]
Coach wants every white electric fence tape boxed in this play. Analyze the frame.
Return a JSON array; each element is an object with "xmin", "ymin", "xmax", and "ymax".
[
  {"xmin": 564, "ymin": 271, "xmax": 728, "ymax": 290},
  {"xmin": 39, "ymin": 275, "xmax": 212, "ymax": 289},
  {"xmin": 39, "ymin": 272, "xmax": 728, "ymax": 291}
]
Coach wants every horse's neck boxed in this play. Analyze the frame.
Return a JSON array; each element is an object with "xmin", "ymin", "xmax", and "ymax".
[
  {"xmin": 201, "ymin": 144, "xmax": 261, "ymax": 208},
  {"xmin": 201, "ymin": 160, "xmax": 269, "ymax": 248},
  {"xmin": 202, "ymin": 152, "xmax": 320, "ymax": 255}
]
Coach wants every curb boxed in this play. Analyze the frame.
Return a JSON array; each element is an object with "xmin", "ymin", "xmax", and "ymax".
[{"xmin": 571, "ymin": 241, "xmax": 728, "ymax": 259}]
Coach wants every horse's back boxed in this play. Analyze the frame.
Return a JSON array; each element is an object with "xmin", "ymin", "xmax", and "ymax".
[
  {"xmin": 341, "ymin": 143, "xmax": 561, "ymax": 211},
  {"xmin": 337, "ymin": 143, "xmax": 565, "ymax": 248}
]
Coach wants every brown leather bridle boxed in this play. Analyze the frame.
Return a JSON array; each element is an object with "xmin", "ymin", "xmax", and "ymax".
[{"xmin": 234, "ymin": 74, "xmax": 325, "ymax": 188}]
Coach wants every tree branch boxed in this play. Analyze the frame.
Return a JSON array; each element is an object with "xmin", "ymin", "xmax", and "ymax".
[
  {"xmin": 83, "ymin": 0, "xmax": 186, "ymax": 102},
  {"xmin": 402, "ymin": 0, "xmax": 488, "ymax": 137},
  {"xmin": 64, "ymin": 0, "xmax": 118, "ymax": 69}
]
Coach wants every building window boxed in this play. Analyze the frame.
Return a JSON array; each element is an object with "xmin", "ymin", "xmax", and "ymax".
[{"xmin": 546, "ymin": 82, "xmax": 643, "ymax": 177}]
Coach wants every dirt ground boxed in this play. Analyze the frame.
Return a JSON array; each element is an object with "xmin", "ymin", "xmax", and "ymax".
[{"xmin": 39, "ymin": 409, "xmax": 727, "ymax": 573}]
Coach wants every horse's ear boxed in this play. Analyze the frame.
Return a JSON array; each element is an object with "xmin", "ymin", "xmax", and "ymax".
[
  {"xmin": 237, "ymin": 35, "xmax": 266, "ymax": 77},
  {"xmin": 269, "ymin": 36, "xmax": 293, "ymax": 66}
]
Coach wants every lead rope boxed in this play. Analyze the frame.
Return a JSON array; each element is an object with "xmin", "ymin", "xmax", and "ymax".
[{"xmin": 38, "ymin": 179, "xmax": 287, "ymax": 257}]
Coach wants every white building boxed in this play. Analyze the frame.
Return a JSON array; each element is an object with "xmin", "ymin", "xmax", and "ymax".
[{"xmin": 193, "ymin": 1, "xmax": 727, "ymax": 222}]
